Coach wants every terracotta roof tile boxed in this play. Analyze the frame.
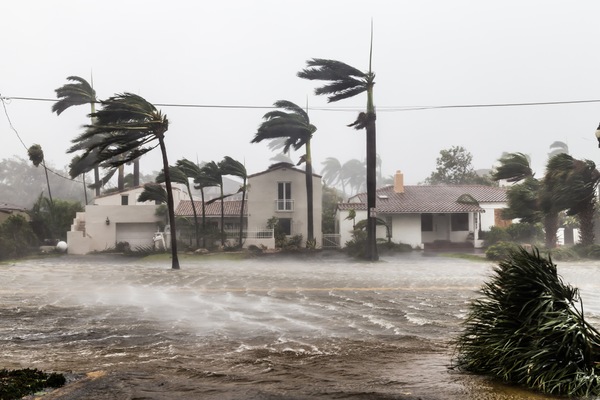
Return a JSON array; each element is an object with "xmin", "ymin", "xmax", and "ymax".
[
  {"xmin": 341, "ymin": 185, "xmax": 507, "ymax": 214},
  {"xmin": 176, "ymin": 200, "xmax": 246, "ymax": 217}
]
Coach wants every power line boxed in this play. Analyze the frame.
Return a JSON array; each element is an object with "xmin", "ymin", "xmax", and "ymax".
[{"xmin": 3, "ymin": 94, "xmax": 600, "ymax": 112}]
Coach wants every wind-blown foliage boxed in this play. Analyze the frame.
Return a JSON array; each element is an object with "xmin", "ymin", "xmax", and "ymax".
[
  {"xmin": 299, "ymin": 51, "xmax": 378, "ymax": 260},
  {"xmin": 455, "ymin": 247, "xmax": 600, "ymax": 396},
  {"xmin": 220, "ymin": 156, "xmax": 247, "ymax": 248},
  {"xmin": 252, "ymin": 100, "xmax": 316, "ymax": 243},
  {"xmin": 492, "ymin": 152, "xmax": 533, "ymax": 183},
  {"xmin": 68, "ymin": 93, "xmax": 180, "ymax": 269}
]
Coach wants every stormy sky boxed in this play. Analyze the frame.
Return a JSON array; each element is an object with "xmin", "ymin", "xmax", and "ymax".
[{"xmin": 2, "ymin": 0, "xmax": 600, "ymax": 185}]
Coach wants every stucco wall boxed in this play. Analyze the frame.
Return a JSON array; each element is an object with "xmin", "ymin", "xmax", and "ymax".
[
  {"xmin": 247, "ymin": 167, "xmax": 322, "ymax": 246},
  {"xmin": 389, "ymin": 214, "xmax": 422, "ymax": 248},
  {"xmin": 68, "ymin": 204, "xmax": 161, "ymax": 254},
  {"xmin": 480, "ymin": 202, "xmax": 506, "ymax": 231}
]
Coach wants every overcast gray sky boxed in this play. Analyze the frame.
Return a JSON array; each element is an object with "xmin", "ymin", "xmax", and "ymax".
[{"xmin": 3, "ymin": 0, "xmax": 600, "ymax": 185}]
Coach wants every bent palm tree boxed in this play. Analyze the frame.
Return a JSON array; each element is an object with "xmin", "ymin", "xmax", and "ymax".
[
  {"xmin": 28, "ymin": 144, "xmax": 53, "ymax": 205},
  {"xmin": 53, "ymin": 76, "xmax": 102, "ymax": 196},
  {"xmin": 545, "ymin": 153, "xmax": 600, "ymax": 246},
  {"xmin": 298, "ymin": 39, "xmax": 378, "ymax": 260},
  {"xmin": 157, "ymin": 165, "xmax": 201, "ymax": 249},
  {"xmin": 201, "ymin": 161, "xmax": 225, "ymax": 246},
  {"xmin": 68, "ymin": 93, "xmax": 180, "ymax": 269},
  {"xmin": 220, "ymin": 156, "xmax": 248, "ymax": 248},
  {"xmin": 252, "ymin": 100, "xmax": 317, "ymax": 244}
]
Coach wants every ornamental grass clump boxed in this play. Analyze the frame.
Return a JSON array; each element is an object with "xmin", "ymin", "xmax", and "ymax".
[{"xmin": 455, "ymin": 246, "xmax": 600, "ymax": 396}]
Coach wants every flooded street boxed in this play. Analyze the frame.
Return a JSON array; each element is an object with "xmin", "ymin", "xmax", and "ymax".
[{"xmin": 1, "ymin": 252, "xmax": 599, "ymax": 399}]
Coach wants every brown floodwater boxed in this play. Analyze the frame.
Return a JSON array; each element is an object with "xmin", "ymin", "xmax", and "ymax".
[{"xmin": 2, "ymin": 252, "xmax": 598, "ymax": 399}]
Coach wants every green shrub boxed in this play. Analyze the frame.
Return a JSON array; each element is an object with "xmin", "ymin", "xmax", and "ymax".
[
  {"xmin": 544, "ymin": 247, "xmax": 579, "ymax": 261},
  {"xmin": 573, "ymin": 244, "xmax": 600, "ymax": 259},
  {"xmin": 485, "ymin": 241, "xmax": 520, "ymax": 260},
  {"xmin": 505, "ymin": 222, "xmax": 543, "ymax": 244},
  {"xmin": 0, "ymin": 368, "xmax": 65, "ymax": 399},
  {"xmin": 0, "ymin": 215, "xmax": 38, "ymax": 260},
  {"xmin": 456, "ymin": 247, "xmax": 600, "ymax": 397},
  {"xmin": 482, "ymin": 226, "xmax": 511, "ymax": 247}
]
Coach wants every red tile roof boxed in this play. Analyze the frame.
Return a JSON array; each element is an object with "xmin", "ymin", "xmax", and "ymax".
[
  {"xmin": 176, "ymin": 200, "xmax": 247, "ymax": 217},
  {"xmin": 340, "ymin": 185, "xmax": 507, "ymax": 214}
]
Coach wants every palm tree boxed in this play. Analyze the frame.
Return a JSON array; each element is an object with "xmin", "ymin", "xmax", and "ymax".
[
  {"xmin": 492, "ymin": 152, "xmax": 558, "ymax": 248},
  {"xmin": 343, "ymin": 159, "xmax": 367, "ymax": 196},
  {"xmin": 321, "ymin": 157, "xmax": 345, "ymax": 195},
  {"xmin": 175, "ymin": 159, "xmax": 204, "ymax": 248},
  {"xmin": 200, "ymin": 161, "xmax": 225, "ymax": 246},
  {"xmin": 52, "ymin": 76, "xmax": 101, "ymax": 196},
  {"xmin": 298, "ymin": 32, "xmax": 378, "ymax": 260},
  {"xmin": 157, "ymin": 165, "xmax": 201, "ymax": 249},
  {"xmin": 68, "ymin": 93, "xmax": 180, "ymax": 269},
  {"xmin": 252, "ymin": 100, "xmax": 317, "ymax": 244},
  {"xmin": 27, "ymin": 144, "xmax": 53, "ymax": 205},
  {"xmin": 544, "ymin": 153, "xmax": 600, "ymax": 246},
  {"xmin": 220, "ymin": 156, "xmax": 248, "ymax": 248}
]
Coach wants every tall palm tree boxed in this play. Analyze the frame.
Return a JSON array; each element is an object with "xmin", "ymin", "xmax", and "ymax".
[
  {"xmin": 52, "ymin": 76, "xmax": 101, "ymax": 196},
  {"xmin": 200, "ymin": 161, "xmax": 225, "ymax": 246},
  {"xmin": 251, "ymin": 100, "xmax": 317, "ymax": 244},
  {"xmin": 68, "ymin": 93, "xmax": 180, "ymax": 269},
  {"xmin": 545, "ymin": 153, "xmax": 600, "ymax": 246},
  {"xmin": 298, "ymin": 31, "xmax": 378, "ymax": 260},
  {"xmin": 157, "ymin": 165, "xmax": 201, "ymax": 249},
  {"xmin": 220, "ymin": 156, "xmax": 248, "ymax": 248},
  {"xmin": 343, "ymin": 159, "xmax": 366, "ymax": 196}
]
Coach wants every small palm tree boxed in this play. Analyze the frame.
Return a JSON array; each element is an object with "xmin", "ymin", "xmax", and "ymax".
[
  {"xmin": 28, "ymin": 144, "xmax": 53, "ymax": 205},
  {"xmin": 68, "ymin": 93, "xmax": 180, "ymax": 269},
  {"xmin": 220, "ymin": 156, "xmax": 248, "ymax": 248},
  {"xmin": 200, "ymin": 161, "xmax": 225, "ymax": 246},
  {"xmin": 298, "ymin": 34, "xmax": 378, "ymax": 260},
  {"xmin": 157, "ymin": 165, "xmax": 200, "ymax": 249},
  {"xmin": 175, "ymin": 159, "xmax": 204, "ymax": 248},
  {"xmin": 252, "ymin": 100, "xmax": 317, "ymax": 244}
]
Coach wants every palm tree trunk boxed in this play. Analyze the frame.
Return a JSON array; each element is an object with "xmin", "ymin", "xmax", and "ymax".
[
  {"xmin": 158, "ymin": 138, "xmax": 180, "ymax": 269},
  {"xmin": 82, "ymin": 172, "xmax": 88, "ymax": 205},
  {"xmin": 201, "ymin": 188, "xmax": 206, "ymax": 248},
  {"xmin": 305, "ymin": 139, "xmax": 314, "ymax": 244},
  {"xmin": 544, "ymin": 212, "xmax": 558, "ymax": 249},
  {"xmin": 118, "ymin": 165, "xmax": 125, "ymax": 191},
  {"xmin": 90, "ymin": 101, "xmax": 101, "ymax": 197},
  {"xmin": 185, "ymin": 183, "xmax": 200, "ymax": 249},
  {"xmin": 365, "ymin": 83, "xmax": 378, "ymax": 261},
  {"xmin": 220, "ymin": 186, "xmax": 225, "ymax": 246},
  {"xmin": 239, "ymin": 179, "xmax": 246, "ymax": 249},
  {"xmin": 42, "ymin": 160, "xmax": 53, "ymax": 205},
  {"xmin": 578, "ymin": 202, "xmax": 596, "ymax": 246},
  {"xmin": 133, "ymin": 159, "xmax": 140, "ymax": 187}
]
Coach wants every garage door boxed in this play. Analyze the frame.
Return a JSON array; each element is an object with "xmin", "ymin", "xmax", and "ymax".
[{"xmin": 116, "ymin": 223, "xmax": 157, "ymax": 249}]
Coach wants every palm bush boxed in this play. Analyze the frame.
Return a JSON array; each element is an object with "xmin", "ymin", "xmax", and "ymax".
[{"xmin": 455, "ymin": 247, "xmax": 600, "ymax": 396}]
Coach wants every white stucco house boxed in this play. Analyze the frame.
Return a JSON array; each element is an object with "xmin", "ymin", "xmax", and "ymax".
[
  {"xmin": 176, "ymin": 162, "xmax": 322, "ymax": 249},
  {"xmin": 336, "ymin": 171, "xmax": 508, "ymax": 249},
  {"xmin": 67, "ymin": 185, "xmax": 190, "ymax": 254},
  {"xmin": 67, "ymin": 162, "xmax": 322, "ymax": 253}
]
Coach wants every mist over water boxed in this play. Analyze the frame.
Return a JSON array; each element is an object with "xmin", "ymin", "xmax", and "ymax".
[{"xmin": 2, "ymin": 252, "xmax": 598, "ymax": 399}]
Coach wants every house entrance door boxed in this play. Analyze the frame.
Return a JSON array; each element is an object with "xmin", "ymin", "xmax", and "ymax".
[{"xmin": 434, "ymin": 214, "xmax": 450, "ymax": 241}]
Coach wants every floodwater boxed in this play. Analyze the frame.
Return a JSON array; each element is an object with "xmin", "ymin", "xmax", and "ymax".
[{"xmin": 2, "ymin": 252, "xmax": 599, "ymax": 399}]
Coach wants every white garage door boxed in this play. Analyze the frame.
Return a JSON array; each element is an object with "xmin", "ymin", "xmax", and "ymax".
[{"xmin": 116, "ymin": 223, "xmax": 157, "ymax": 249}]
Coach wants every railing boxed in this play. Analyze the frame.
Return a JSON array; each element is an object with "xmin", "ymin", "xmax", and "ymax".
[
  {"xmin": 223, "ymin": 229, "xmax": 274, "ymax": 239},
  {"xmin": 275, "ymin": 199, "xmax": 294, "ymax": 211},
  {"xmin": 322, "ymin": 234, "xmax": 341, "ymax": 249}
]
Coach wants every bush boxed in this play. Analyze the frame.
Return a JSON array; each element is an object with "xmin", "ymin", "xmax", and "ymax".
[
  {"xmin": 481, "ymin": 226, "xmax": 511, "ymax": 247},
  {"xmin": 485, "ymin": 241, "xmax": 520, "ymax": 260},
  {"xmin": 0, "ymin": 215, "xmax": 38, "ymax": 260},
  {"xmin": 505, "ymin": 222, "xmax": 543, "ymax": 244},
  {"xmin": 0, "ymin": 368, "xmax": 65, "ymax": 399},
  {"xmin": 455, "ymin": 247, "xmax": 600, "ymax": 397},
  {"xmin": 573, "ymin": 244, "xmax": 600, "ymax": 259},
  {"xmin": 544, "ymin": 247, "xmax": 579, "ymax": 261}
]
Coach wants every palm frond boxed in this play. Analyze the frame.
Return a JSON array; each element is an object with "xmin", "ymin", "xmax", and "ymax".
[
  {"xmin": 220, "ymin": 156, "xmax": 247, "ymax": 179},
  {"xmin": 455, "ymin": 247, "xmax": 600, "ymax": 397},
  {"xmin": 298, "ymin": 58, "xmax": 366, "ymax": 81},
  {"xmin": 492, "ymin": 152, "xmax": 534, "ymax": 183},
  {"xmin": 52, "ymin": 76, "xmax": 97, "ymax": 115},
  {"xmin": 156, "ymin": 165, "xmax": 188, "ymax": 186},
  {"xmin": 137, "ymin": 183, "xmax": 167, "ymax": 204}
]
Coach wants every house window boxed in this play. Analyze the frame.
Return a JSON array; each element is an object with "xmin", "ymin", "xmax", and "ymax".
[
  {"xmin": 121, "ymin": 195, "xmax": 129, "ymax": 205},
  {"xmin": 421, "ymin": 214, "xmax": 433, "ymax": 232},
  {"xmin": 277, "ymin": 182, "xmax": 293, "ymax": 211},
  {"xmin": 278, "ymin": 218, "xmax": 292, "ymax": 235},
  {"xmin": 451, "ymin": 213, "xmax": 469, "ymax": 231}
]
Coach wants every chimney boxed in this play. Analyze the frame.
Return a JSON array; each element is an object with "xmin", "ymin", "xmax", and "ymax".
[{"xmin": 394, "ymin": 170, "xmax": 404, "ymax": 193}]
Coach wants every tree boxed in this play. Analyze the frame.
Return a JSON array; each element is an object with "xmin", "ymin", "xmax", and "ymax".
[
  {"xmin": 298, "ymin": 48, "xmax": 378, "ymax": 260},
  {"xmin": 52, "ymin": 76, "xmax": 102, "ymax": 196},
  {"xmin": 548, "ymin": 141, "xmax": 569, "ymax": 159},
  {"xmin": 544, "ymin": 153, "xmax": 600, "ymax": 246},
  {"xmin": 220, "ymin": 156, "xmax": 248, "ymax": 248},
  {"xmin": 200, "ymin": 161, "xmax": 225, "ymax": 246},
  {"xmin": 252, "ymin": 100, "xmax": 317, "ymax": 244},
  {"xmin": 425, "ymin": 146, "xmax": 485, "ymax": 185},
  {"xmin": 27, "ymin": 144, "xmax": 53, "ymax": 205},
  {"xmin": 492, "ymin": 152, "xmax": 559, "ymax": 248},
  {"xmin": 0, "ymin": 214, "xmax": 38, "ymax": 260},
  {"xmin": 156, "ymin": 165, "xmax": 200, "ymax": 248},
  {"xmin": 68, "ymin": 93, "xmax": 180, "ymax": 269}
]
